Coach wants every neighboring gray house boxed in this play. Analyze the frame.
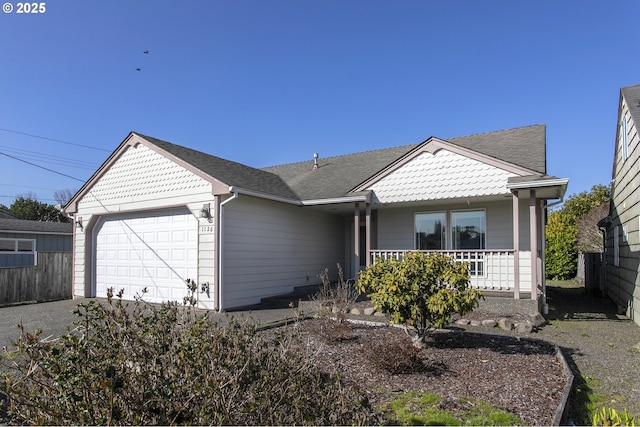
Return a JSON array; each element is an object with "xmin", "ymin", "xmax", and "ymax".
[
  {"xmin": 65, "ymin": 125, "xmax": 568, "ymax": 311},
  {"xmin": 0, "ymin": 218, "xmax": 73, "ymax": 267},
  {"xmin": 601, "ymin": 84, "xmax": 640, "ymax": 326},
  {"xmin": 0, "ymin": 210, "xmax": 18, "ymax": 219}
]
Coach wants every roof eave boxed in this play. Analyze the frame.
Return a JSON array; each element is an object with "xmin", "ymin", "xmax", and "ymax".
[
  {"xmin": 228, "ymin": 186, "xmax": 302, "ymax": 206},
  {"xmin": 507, "ymin": 177, "xmax": 569, "ymax": 200},
  {"xmin": 301, "ymin": 192, "xmax": 371, "ymax": 206}
]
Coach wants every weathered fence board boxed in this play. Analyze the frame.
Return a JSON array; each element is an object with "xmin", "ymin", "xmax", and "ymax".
[
  {"xmin": 584, "ymin": 252, "xmax": 604, "ymax": 297},
  {"xmin": 0, "ymin": 252, "xmax": 72, "ymax": 306}
]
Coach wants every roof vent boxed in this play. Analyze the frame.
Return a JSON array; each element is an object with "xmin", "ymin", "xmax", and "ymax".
[{"xmin": 312, "ymin": 152, "xmax": 319, "ymax": 170}]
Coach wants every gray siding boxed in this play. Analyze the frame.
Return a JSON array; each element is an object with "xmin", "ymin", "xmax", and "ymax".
[
  {"xmin": 376, "ymin": 200, "xmax": 531, "ymax": 250},
  {"xmin": 222, "ymin": 196, "xmax": 344, "ymax": 308},
  {"xmin": 605, "ymin": 90, "xmax": 640, "ymax": 326},
  {"xmin": 0, "ymin": 232, "xmax": 71, "ymax": 267}
]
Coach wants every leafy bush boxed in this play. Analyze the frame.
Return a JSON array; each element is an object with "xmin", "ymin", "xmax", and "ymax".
[
  {"xmin": 357, "ymin": 252, "xmax": 483, "ymax": 346},
  {"xmin": 1, "ymin": 289, "xmax": 379, "ymax": 425},
  {"xmin": 545, "ymin": 184, "xmax": 610, "ymax": 280}
]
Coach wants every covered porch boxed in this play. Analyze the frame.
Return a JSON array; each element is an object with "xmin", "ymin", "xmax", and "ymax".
[{"xmin": 347, "ymin": 176, "xmax": 568, "ymax": 309}]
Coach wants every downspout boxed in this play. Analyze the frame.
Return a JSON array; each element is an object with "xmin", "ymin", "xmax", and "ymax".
[{"xmin": 217, "ymin": 191, "xmax": 239, "ymax": 311}]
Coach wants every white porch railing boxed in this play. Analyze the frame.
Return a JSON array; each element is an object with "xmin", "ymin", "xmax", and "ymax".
[{"xmin": 368, "ymin": 250, "xmax": 516, "ymax": 291}]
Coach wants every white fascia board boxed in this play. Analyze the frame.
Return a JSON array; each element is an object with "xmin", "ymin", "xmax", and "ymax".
[
  {"xmin": 506, "ymin": 178, "xmax": 569, "ymax": 190},
  {"xmin": 228, "ymin": 186, "xmax": 302, "ymax": 206},
  {"xmin": 301, "ymin": 194, "xmax": 370, "ymax": 206}
]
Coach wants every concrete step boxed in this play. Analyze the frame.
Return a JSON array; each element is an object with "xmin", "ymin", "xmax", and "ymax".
[{"xmin": 259, "ymin": 284, "xmax": 321, "ymax": 309}]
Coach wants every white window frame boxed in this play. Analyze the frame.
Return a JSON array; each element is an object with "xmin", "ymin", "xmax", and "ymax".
[
  {"xmin": 614, "ymin": 226, "xmax": 620, "ymax": 267},
  {"xmin": 415, "ymin": 210, "xmax": 487, "ymax": 277},
  {"xmin": 622, "ymin": 116, "xmax": 629, "ymax": 160},
  {"xmin": 0, "ymin": 238, "xmax": 36, "ymax": 253}
]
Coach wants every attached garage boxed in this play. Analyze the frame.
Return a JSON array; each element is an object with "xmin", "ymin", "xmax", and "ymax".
[{"xmin": 94, "ymin": 209, "xmax": 198, "ymax": 304}]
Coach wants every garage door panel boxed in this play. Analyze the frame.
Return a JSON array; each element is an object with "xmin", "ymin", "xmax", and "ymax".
[{"xmin": 95, "ymin": 209, "xmax": 198, "ymax": 304}]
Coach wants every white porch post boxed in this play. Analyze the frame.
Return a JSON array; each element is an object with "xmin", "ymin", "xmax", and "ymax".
[
  {"xmin": 530, "ymin": 190, "xmax": 538, "ymax": 300},
  {"xmin": 354, "ymin": 202, "xmax": 360, "ymax": 276},
  {"xmin": 512, "ymin": 190, "xmax": 520, "ymax": 299},
  {"xmin": 214, "ymin": 195, "xmax": 221, "ymax": 310},
  {"xmin": 365, "ymin": 203, "xmax": 371, "ymax": 267}
]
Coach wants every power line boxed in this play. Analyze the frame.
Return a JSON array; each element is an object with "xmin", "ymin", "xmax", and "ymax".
[
  {"xmin": 0, "ymin": 183, "xmax": 73, "ymax": 192},
  {"xmin": 0, "ymin": 127, "xmax": 111, "ymax": 152},
  {"xmin": 0, "ymin": 151, "xmax": 85, "ymax": 182},
  {"xmin": 0, "ymin": 144, "xmax": 100, "ymax": 168},
  {"xmin": 0, "ymin": 195, "xmax": 58, "ymax": 202}
]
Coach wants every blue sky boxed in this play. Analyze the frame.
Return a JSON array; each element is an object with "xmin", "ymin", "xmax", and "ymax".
[{"xmin": 1, "ymin": 0, "xmax": 637, "ymax": 206}]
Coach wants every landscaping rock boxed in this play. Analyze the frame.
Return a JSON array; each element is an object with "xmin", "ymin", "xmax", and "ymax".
[
  {"xmin": 470, "ymin": 320, "xmax": 481, "ymax": 327},
  {"xmin": 498, "ymin": 318, "xmax": 514, "ymax": 331},
  {"xmin": 515, "ymin": 320, "xmax": 533, "ymax": 334},
  {"xmin": 373, "ymin": 311, "xmax": 385, "ymax": 317},
  {"xmin": 455, "ymin": 318, "xmax": 471, "ymax": 326},
  {"xmin": 350, "ymin": 307, "xmax": 361, "ymax": 315},
  {"xmin": 529, "ymin": 313, "xmax": 547, "ymax": 328},
  {"xmin": 481, "ymin": 319, "xmax": 497, "ymax": 328},
  {"xmin": 363, "ymin": 307, "xmax": 376, "ymax": 316}
]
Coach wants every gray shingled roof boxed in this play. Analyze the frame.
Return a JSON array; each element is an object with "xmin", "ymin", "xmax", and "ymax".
[
  {"xmin": 621, "ymin": 84, "xmax": 640, "ymax": 130},
  {"xmin": 262, "ymin": 124, "xmax": 546, "ymax": 200},
  {"xmin": 447, "ymin": 124, "xmax": 546, "ymax": 175},
  {"xmin": 0, "ymin": 210, "xmax": 18, "ymax": 219},
  {"xmin": 0, "ymin": 218, "xmax": 72, "ymax": 234},
  {"xmin": 135, "ymin": 133, "xmax": 299, "ymax": 200},
  {"xmin": 135, "ymin": 125, "xmax": 546, "ymax": 202},
  {"xmin": 261, "ymin": 144, "xmax": 419, "ymax": 200}
]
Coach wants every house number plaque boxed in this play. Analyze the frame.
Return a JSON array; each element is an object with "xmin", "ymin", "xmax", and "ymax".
[{"xmin": 200, "ymin": 226, "xmax": 213, "ymax": 233}]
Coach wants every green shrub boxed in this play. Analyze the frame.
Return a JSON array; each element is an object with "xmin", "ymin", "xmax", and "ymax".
[
  {"xmin": 1, "ymin": 289, "xmax": 379, "ymax": 425},
  {"xmin": 357, "ymin": 252, "xmax": 483, "ymax": 346}
]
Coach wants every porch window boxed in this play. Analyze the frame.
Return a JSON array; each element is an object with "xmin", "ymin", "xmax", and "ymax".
[
  {"xmin": 415, "ymin": 212, "xmax": 446, "ymax": 250},
  {"xmin": 452, "ymin": 210, "xmax": 486, "ymax": 276},
  {"xmin": 451, "ymin": 210, "xmax": 486, "ymax": 250}
]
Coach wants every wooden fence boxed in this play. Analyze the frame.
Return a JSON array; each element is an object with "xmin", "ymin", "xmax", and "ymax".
[
  {"xmin": 583, "ymin": 252, "xmax": 604, "ymax": 297},
  {"xmin": 0, "ymin": 252, "xmax": 72, "ymax": 306}
]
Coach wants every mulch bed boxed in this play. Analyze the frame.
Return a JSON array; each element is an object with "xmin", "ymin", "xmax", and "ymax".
[{"xmin": 273, "ymin": 318, "xmax": 568, "ymax": 425}]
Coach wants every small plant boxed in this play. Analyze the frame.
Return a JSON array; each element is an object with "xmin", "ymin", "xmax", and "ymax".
[
  {"xmin": 314, "ymin": 263, "xmax": 359, "ymax": 322},
  {"xmin": 357, "ymin": 252, "xmax": 483, "ymax": 347},
  {"xmin": 592, "ymin": 407, "xmax": 636, "ymax": 426},
  {"xmin": 362, "ymin": 331, "xmax": 424, "ymax": 374},
  {"xmin": 304, "ymin": 317, "xmax": 358, "ymax": 344}
]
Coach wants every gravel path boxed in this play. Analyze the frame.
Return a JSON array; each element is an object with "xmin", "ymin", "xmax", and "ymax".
[
  {"xmin": 537, "ymin": 286, "xmax": 640, "ymax": 424},
  {"xmin": 460, "ymin": 285, "xmax": 640, "ymax": 425}
]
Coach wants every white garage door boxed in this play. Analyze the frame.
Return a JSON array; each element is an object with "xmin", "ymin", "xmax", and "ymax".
[{"xmin": 95, "ymin": 209, "xmax": 198, "ymax": 303}]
